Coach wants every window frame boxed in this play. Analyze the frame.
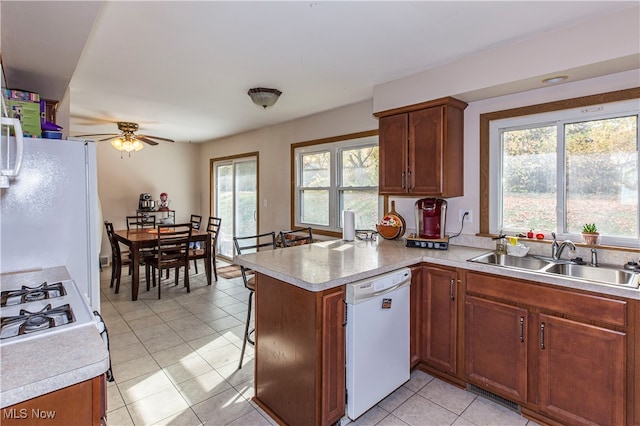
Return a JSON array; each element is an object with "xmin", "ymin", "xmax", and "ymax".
[
  {"xmin": 480, "ymin": 87, "xmax": 640, "ymax": 248},
  {"xmin": 291, "ymin": 130, "xmax": 379, "ymax": 237}
]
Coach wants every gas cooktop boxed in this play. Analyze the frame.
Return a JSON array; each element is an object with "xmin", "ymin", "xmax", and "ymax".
[{"xmin": 0, "ymin": 279, "xmax": 96, "ymax": 346}]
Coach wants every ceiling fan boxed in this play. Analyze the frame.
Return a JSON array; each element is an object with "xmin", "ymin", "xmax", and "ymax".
[{"xmin": 76, "ymin": 121, "xmax": 174, "ymax": 154}]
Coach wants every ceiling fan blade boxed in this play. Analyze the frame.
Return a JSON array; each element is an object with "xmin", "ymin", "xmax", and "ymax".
[
  {"xmin": 99, "ymin": 136, "xmax": 121, "ymax": 142},
  {"xmin": 140, "ymin": 134, "xmax": 175, "ymax": 143},
  {"xmin": 75, "ymin": 133, "xmax": 120, "ymax": 138},
  {"xmin": 136, "ymin": 135, "xmax": 159, "ymax": 146}
]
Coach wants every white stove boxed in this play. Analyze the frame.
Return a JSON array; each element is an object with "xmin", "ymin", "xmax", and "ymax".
[{"xmin": 0, "ymin": 279, "xmax": 97, "ymax": 346}]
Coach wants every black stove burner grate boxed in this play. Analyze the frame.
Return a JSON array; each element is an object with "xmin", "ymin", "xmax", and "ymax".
[
  {"xmin": 0, "ymin": 303, "xmax": 75, "ymax": 339},
  {"xmin": 0, "ymin": 282, "xmax": 67, "ymax": 307}
]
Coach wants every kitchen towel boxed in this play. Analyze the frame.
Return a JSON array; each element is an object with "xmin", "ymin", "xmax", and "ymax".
[{"xmin": 343, "ymin": 210, "xmax": 355, "ymax": 241}]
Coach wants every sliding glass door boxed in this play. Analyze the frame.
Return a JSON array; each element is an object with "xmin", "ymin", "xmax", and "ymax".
[{"xmin": 213, "ymin": 155, "xmax": 257, "ymax": 259}]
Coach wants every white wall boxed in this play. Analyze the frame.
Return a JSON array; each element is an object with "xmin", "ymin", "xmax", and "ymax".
[
  {"xmin": 197, "ymin": 100, "xmax": 378, "ymax": 235},
  {"xmin": 97, "ymin": 140, "xmax": 200, "ymax": 257}
]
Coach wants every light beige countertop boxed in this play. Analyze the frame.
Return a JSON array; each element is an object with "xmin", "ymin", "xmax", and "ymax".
[
  {"xmin": 234, "ymin": 239, "xmax": 640, "ymax": 300},
  {"xmin": 0, "ymin": 267, "xmax": 110, "ymax": 408}
]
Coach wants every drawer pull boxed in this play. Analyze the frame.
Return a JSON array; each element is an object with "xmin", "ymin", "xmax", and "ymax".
[
  {"xmin": 540, "ymin": 322, "xmax": 545, "ymax": 349},
  {"xmin": 401, "ymin": 172, "xmax": 405, "ymax": 189}
]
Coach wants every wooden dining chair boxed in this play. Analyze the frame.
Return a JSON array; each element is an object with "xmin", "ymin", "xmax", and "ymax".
[
  {"xmin": 126, "ymin": 215, "xmax": 156, "ymax": 230},
  {"xmin": 104, "ymin": 221, "xmax": 131, "ymax": 294},
  {"xmin": 188, "ymin": 216, "xmax": 221, "ymax": 279},
  {"xmin": 188, "ymin": 214, "xmax": 203, "ymax": 273},
  {"xmin": 278, "ymin": 227, "xmax": 313, "ymax": 247},
  {"xmin": 233, "ymin": 231, "xmax": 277, "ymax": 369},
  {"xmin": 151, "ymin": 223, "xmax": 192, "ymax": 299}
]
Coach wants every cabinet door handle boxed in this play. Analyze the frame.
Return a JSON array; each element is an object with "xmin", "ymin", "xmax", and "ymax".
[
  {"xmin": 519, "ymin": 316, "xmax": 524, "ymax": 342},
  {"xmin": 407, "ymin": 170, "xmax": 412, "ymax": 189},
  {"xmin": 449, "ymin": 279, "xmax": 455, "ymax": 301},
  {"xmin": 401, "ymin": 172, "xmax": 405, "ymax": 189},
  {"xmin": 342, "ymin": 300, "xmax": 347, "ymax": 327},
  {"xmin": 540, "ymin": 322, "xmax": 545, "ymax": 349}
]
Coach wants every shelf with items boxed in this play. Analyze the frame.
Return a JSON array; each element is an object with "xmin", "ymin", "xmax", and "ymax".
[{"xmin": 136, "ymin": 209, "xmax": 175, "ymax": 224}]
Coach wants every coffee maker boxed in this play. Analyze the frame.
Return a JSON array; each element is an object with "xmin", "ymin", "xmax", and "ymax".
[
  {"xmin": 405, "ymin": 198, "xmax": 449, "ymax": 249},
  {"xmin": 415, "ymin": 198, "xmax": 447, "ymax": 239},
  {"xmin": 138, "ymin": 193, "xmax": 155, "ymax": 211}
]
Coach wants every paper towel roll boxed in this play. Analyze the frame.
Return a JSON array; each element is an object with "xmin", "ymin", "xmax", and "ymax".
[{"xmin": 343, "ymin": 210, "xmax": 355, "ymax": 241}]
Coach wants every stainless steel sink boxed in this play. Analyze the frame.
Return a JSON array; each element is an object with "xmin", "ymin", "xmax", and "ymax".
[
  {"xmin": 468, "ymin": 252, "xmax": 552, "ymax": 271},
  {"xmin": 468, "ymin": 252, "xmax": 639, "ymax": 289},
  {"xmin": 541, "ymin": 263, "xmax": 639, "ymax": 288}
]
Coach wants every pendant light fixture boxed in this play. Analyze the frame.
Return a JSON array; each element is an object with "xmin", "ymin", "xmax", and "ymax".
[{"xmin": 248, "ymin": 87, "xmax": 282, "ymax": 109}]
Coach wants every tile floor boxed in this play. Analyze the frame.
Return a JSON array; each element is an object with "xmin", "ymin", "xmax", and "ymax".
[{"xmin": 100, "ymin": 260, "xmax": 541, "ymax": 426}]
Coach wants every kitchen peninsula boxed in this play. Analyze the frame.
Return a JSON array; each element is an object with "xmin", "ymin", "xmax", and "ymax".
[{"xmin": 235, "ymin": 239, "xmax": 640, "ymax": 426}]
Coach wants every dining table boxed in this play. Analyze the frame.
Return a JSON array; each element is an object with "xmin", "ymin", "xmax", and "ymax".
[{"xmin": 113, "ymin": 228, "xmax": 213, "ymax": 301}]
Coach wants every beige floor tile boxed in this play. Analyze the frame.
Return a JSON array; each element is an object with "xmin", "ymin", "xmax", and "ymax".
[
  {"xmin": 403, "ymin": 369, "xmax": 434, "ymax": 392},
  {"xmin": 212, "ymin": 295, "xmax": 241, "ymax": 308},
  {"xmin": 188, "ymin": 332, "xmax": 231, "ymax": 354},
  {"xmin": 191, "ymin": 387, "xmax": 254, "ymax": 426},
  {"xmin": 226, "ymin": 409, "xmax": 273, "ymax": 426},
  {"xmin": 208, "ymin": 315, "xmax": 243, "ymax": 332},
  {"xmin": 133, "ymin": 322, "xmax": 175, "ymax": 341},
  {"xmin": 110, "ymin": 331, "xmax": 142, "ymax": 350},
  {"xmin": 216, "ymin": 361, "xmax": 254, "ymax": 387},
  {"xmin": 175, "ymin": 369, "xmax": 233, "ymax": 405},
  {"xmin": 141, "ymin": 331, "xmax": 185, "ymax": 353},
  {"xmin": 127, "ymin": 386, "xmax": 190, "ymax": 425},
  {"xmin": 376, "ymin": 414, "xmax": 411, "ymax": 426},
  {"xmin": 105, "ymin": 317, "xmax": 133, "ymax": 337},
  {"xmin": 156, "ymin": 306, "xmax": 193, "ymax": 322},
  {"xmin": 221, "ymin": 302, "xmax": 248, "ymax": 315},
  {"xmin": 151, "ymin": 343, "xmax": 200, "ymax": 367},
  {"xmin": 152, "ymin": 408, "xmax": 203, "ymax": 426},
  {"xmin": 200, "ymin": 343, "xmax": 242, "ymax": 370},
  {"xmin": 111, "ymin": 341, "xmax": 150, "ymax": 366},
  {"xmin": 419, "ymin": 379, "xmax": 477, "ymax": 415},
  {"xmin": 460, "ymin": 397, "xmax": 528, "ymax": 426},
  {"xmin": 392, "ymin": 394, "xmax": 458, "ymax": 426},
  {"xmin": 106, "ymin": 384, "xmax": 126, "ymax": 412},
  {"xmin": 351, "ymin": 405, "xmax": 389, "ymax": 425},
  {"xmin": 193, "ymin": 308, "xmax": 229, "ymax": 322},
  {"xmin": 105, "ymin": 406, "xmax": 134, "ymax": 426},
  {"xmin": 163, "ymin": 354, "xmax": 214, "ymax": 385},
  {"xmin": 451, "ymin": 417, "xmax": 478, "ymax": 426},
  {"xmin": 111, "ymin": 354, "xmax": 161, "ymax": 383},
  {"xmin": 121, "ymin": 306, "xmax": 157, "ymax": 321},
  {"xmin": 118, "ymin": 370, "xmax": 175, "ymax": 404},
  {"xmin": 378, "ymin": 385, "xmax": 415, "ymax": 413}
]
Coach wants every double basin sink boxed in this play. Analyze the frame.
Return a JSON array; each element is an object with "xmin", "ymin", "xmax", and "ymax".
[{"xmin": 468, "ymin": 252, "xmax": 639, "ymax": 289}]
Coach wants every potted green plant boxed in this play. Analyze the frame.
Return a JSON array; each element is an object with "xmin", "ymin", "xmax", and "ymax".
[{"xmin": 581, "ymin": 223, "xmax": 599, "ymax": 245}]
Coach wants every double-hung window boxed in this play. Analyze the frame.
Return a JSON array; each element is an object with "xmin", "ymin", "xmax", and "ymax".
[
  {"xmin": 488, "ymin": 98, "xmax": 639, "ymax": 246},
  {"xmin": 293, "ymin": 132, "xmax": 379, "ymax": 233}
]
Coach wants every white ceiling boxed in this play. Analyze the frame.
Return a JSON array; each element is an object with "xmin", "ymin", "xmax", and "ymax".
[{"xmin": 1, "ymin": 1, "xmax": 638, "ymax": 144}]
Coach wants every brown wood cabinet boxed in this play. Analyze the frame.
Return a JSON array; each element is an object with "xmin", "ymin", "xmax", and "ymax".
[
  {"xmin": 409, "ymin": 264, "xmax": 423, "ymax": 368},
  {"xmin": 421, "ymin": 265, "xmax": 458, "ymax": 375},
  {"xmin": 253, "ymin": 273, "xmax": 345, "ymax": 426},
  {"xmin": 2, "ymin": 375, "xmax": 106, "ymax": 426},
  {"xmin": 464, "ymin": 271, "xmax": 629, "ymax": 426},
  {"xmin": 375, "ymin": 97, "xmax": 467, "ymax": 196},
  {"xmin": 465, "ymin": 295, "xmax": 528, "ymax": 403}
]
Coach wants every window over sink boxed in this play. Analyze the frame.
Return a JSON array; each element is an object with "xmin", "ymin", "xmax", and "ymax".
[
  {"xmin": 482, "ymin": 91, "xmax": 639, "ymax": 247},
  {"xmin": 292, "ymin": 131, "xmax": 380, "ymax": 235}
]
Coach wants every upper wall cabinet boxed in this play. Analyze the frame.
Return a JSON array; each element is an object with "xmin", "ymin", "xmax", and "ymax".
[{"xmin": 375, "ymin": 97, "xmax": 467, "ymax": 197}]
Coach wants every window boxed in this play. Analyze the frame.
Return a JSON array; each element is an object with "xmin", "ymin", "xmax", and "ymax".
[
  {"xmin": 487, "ymin": 98, "xmax": 639, "ymax": 246},
  {"xmin": 293, "ymin": 131, "xmax": 379, "ymax": 234}
]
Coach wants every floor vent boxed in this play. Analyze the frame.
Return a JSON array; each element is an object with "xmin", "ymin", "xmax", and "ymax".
[
  {"xmin": 467, "ymin": 384, "xmax": 520, "ymax": 413},
  {"xmin": 100, "ymin": 256, "xmax": 110, "ymax": 267}
]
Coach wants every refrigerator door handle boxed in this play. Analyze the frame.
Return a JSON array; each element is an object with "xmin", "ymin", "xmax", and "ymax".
[{"xmin": 1, "ymin": 117, "xmax": 24, "ymax": 185}]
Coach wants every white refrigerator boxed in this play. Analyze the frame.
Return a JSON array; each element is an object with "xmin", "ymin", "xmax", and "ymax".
[{"xmin": 0, "ymin": 137, "xmax": 101, "ymax": 310}]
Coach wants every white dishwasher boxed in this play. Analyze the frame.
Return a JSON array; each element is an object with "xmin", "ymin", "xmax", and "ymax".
[{"xmin": 345, "ymin": 267, "xmax": 411, "ymax": 420}]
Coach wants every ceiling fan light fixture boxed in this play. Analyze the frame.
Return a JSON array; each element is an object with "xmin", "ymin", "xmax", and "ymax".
[
  {"xmin": 248, "ymin": 87, "xmax": 282, "ymax": 109},
  {"xmin": 111, "ymin": 137, "xmax": 123, "ymax": 150}
]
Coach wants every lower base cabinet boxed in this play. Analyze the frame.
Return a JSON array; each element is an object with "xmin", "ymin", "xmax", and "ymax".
[
  {"xmin": 464, "ymin": 271, "xmax": 629, "ymax": 426},
  {"xmin": 537, "ymin": 314, "xmax": 626, "ymax": 425},
  {"xmin": 253, "ymin": 273, "xmax": 345, "ymax": 426},
  {"xmin": 2, "ymin": 375, "xmax": 106, "ymax": 426}
]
